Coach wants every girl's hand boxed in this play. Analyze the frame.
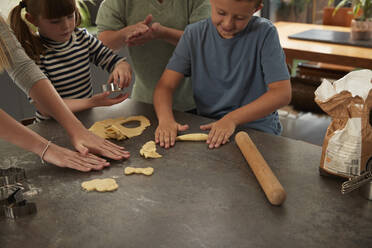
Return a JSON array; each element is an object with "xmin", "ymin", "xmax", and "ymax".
[
  {"xmin": 200, "ymin": 117, "xmax": 236, "ymax": 149},
  {"xmin": 109, "ymin": 61, "xmax": 132, "ymax": 89},
  {"xmin": 70, "ymin": 128, "xmax": 130, "ymax": 160},
  {"xmin": 43, "ymin": 143, "xmax": 110, "ymax": 172},
  {"xmin": 155, "ymin": 120, "xmax": 189, "ymax": 149},
  {"xmin": 90, "ymin": 91, "xmax": 129, "ymax": 108}
]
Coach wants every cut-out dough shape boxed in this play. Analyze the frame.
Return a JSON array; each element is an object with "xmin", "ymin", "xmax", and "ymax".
[
  {"xmin": 140, "ymin": 141, "xmax": 162, "ymax": 158},
  {"xmin": 81, "ymin": 178, "xmax": 118, "ymax": 192},
  {"xmin": 89, "ymin": 115, "xmax": 150, "ymax": 140},
  {"xmin": 124, "ymin": 167, "xmax": 154, "ymax": 176},
  {"xmin": 175, "ymin": 133, "xmax": 208, "ymax": 141},
  {"xmin": 111, "ymin": 116, "xmax": 150, "ymax": 138}
]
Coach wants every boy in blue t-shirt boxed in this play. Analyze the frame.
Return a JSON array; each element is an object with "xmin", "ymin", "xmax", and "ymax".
[{"xmin": 153, "ymin": 0, "xmax": 291, "ymax": 149}]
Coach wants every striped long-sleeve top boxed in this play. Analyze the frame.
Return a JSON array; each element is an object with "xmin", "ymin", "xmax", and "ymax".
[{"xmin": 34, "ymin": 28, "xmax": 125, "ymax": 121}]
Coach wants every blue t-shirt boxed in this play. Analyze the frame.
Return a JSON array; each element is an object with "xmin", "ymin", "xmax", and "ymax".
[{"xmin": 166, "ymin": 17, "xmax": 290, "ymax": 135}]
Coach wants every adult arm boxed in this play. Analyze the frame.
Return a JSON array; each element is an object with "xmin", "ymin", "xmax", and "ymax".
[
  {"xmin": 0, "ymin": 109, "xmax": 110, "ymax": 171},
  {"xmin": 28, "ymin": 79, "xmax": 130, "ymax": 160},
  {"xmin": 97, "ymin": 14, "xmax": 184, "ymax": 49}
]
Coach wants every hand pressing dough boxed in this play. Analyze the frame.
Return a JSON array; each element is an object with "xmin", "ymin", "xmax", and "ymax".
[
  {"xmin": 89, "ymin": 115, "xmax": 150, "ymax": 140},
  {"xmin": 124, "ymin": 167, "xmax": 154, "ymax": 176},
  {"xmin": 175, "ymin": 133, "xmax": 208, "ymax": 141},
  {"xmin": 140, "ymin": 141, "xmax": 162, "ymax": 158},
  {"xmin": 81, "ymin": 178, "xmax": 118, "ymax": 192}
]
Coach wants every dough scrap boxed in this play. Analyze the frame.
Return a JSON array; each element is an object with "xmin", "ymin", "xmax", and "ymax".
[
  {"xmin": 124, "ymin": 167, "xmax": 154, "ymax": 176},
  {"xmin": 111, "ymin": 116, "xmax": 150, "ymax": 138},
  {"xmin": 89, "ymin": 115, "xmax": 150, "ymax": 140},
  {"xmin": 81, "ymin": 178, "xmax": 118, "ymax": 192},
  {"xmin": 175, "ymin": 133, "xmax": 208, "ymax": 141},
  {"xmin": 140, "ymin": 141, "xmax": 162, "ymax": 158}
]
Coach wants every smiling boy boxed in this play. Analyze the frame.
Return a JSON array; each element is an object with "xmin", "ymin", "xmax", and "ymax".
[{"xmin": 153, "ymin": 0, "xmax": 291, "ymax": 149}]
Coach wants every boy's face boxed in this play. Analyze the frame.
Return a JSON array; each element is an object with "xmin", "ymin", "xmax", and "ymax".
[
  {"xmin": 29, "ymin": 12, "xmax": 76, "ymax": 42},
  {"xmin": 210, "ymin": 0, "xmax": 262, "ymax": 39}
]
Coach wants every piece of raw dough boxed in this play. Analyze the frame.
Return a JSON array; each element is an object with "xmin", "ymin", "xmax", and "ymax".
[
  {"xmin": 81, "ymin": 178, "xmax": 118, "ymax": 192},
  {"xmin": 111, "ymin": 116, "xmax": 150, "ymax": 138},
  {"xmin": 140, "ymin": 141, "xmax": 162, "ymax": 158},
  {"xmin": 124, "ymin": 167, "xmax": 154, "ymax": 176},
  {"xmin": 175, "ymin": 133, "xmax": 208, "ymax": 141},
  {"xmin": 88, "ymin": 115, "xmax": 150, "ymax": 140}
]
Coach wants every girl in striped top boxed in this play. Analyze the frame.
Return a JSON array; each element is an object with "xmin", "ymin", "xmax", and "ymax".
[{"xmin": 9, "ymin": 0, "xmax": 132, "ymax": 122}]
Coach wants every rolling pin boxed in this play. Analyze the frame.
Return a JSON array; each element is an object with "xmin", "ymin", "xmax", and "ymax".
[{"xmin": 235, "ymin": 131, "xmax": 286, "ymax": 206}]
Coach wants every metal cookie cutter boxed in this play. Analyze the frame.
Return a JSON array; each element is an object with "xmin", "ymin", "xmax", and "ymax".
[
  {"xmin": 102, "ymin": 83, "xmax": 122, "ymax": 93},
  {"xmin": 0, "ymin": 167, "xmax": 26, "ymax": 187},
  {"xmin": 0, "ymin": 168, "xmax": 37, "ymax": 219},
  {"xmin": 1, "ymin": 188, "xmax": 37, "ymax": 219},
  {"xmin": 341, "ymin": 170, "xmax": 372, "ymax": 200}
]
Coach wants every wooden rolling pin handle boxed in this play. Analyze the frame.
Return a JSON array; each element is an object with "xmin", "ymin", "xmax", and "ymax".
[{"xmin": 235, "ymin": 131, "xmax": 286, "ymax": 206}]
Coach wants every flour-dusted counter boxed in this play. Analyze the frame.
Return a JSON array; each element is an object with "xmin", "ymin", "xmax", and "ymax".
[{"xmin": 0, "ymin": 99, "xmax": 371, "ymax": 248}]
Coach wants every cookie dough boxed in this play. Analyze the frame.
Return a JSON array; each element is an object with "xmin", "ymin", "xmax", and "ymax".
[
  {"xmin": 111, "ymin": 116, "xmax": 150, "ymax": 138},
  {"xmin": 175, "ymin": 133, "xmax": 209, "ymax": 141},
  {"xmin": 89, "ymin": 115, "xmax": 150, "ymax": 140},
  {"xmin": 124, "ymin": 167, "xmax": 154, "ymax": 176},
  {"xmin": 81, "ymin": 178, "xmax": 118, "ymax": 192},
  {"xmin": 140, "ymin": 141, "xmax": 162, "ymax": 158}
]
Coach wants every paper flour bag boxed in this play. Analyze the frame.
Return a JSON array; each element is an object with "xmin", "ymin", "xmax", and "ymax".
[{"xmin": 315, "ymin": 69, "xmax": 372, "ymax": 178}]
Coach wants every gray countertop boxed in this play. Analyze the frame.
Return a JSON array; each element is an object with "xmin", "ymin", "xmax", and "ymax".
[{"xmin": 0, "ymin": 99, "xmax": 371, "ymax": 248}]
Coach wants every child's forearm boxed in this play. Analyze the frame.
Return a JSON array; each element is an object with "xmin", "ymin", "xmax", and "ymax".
[
  {"xmin": 0, "ymin": 109, "xmax": 48, "ymax": 157},
  {"xmin": 63, "ymin": 98, "xmax": 96, "ymax": 113},
  {"xmin": 153, "ymin": 84, "xmax": 176, "ymax": 123},
  {"xmin": 225, "ymin": 80, "xmax": 291, "ymax": 126}
]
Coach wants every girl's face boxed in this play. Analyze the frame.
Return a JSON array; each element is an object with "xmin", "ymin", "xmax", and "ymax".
[
  {"xmin": 33, "ymin": 12, "xmax": 76, "ymax": 42},
  {"xmin": 210, "ymin": 0, "xmax": 262, "ymax": 39}
]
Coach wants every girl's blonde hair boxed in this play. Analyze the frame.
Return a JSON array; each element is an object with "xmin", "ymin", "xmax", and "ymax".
[
  {"xmin": 8, "ymin": 0, "xmax": 81, "ymax": 61},
  {"xmin": 0, "ymin": 16, "xmax": 12, "ymax": 72}
]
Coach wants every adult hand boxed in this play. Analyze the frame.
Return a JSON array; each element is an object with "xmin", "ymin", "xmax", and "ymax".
[
  {"xmin": 155, "ymin": 120, "xmax": 189, "ymax": 149},
  {"xmin": 200, "ymin": 117, "xmax": 236, "ymax": 149},
  {"xmin": 43, "ymin": 143, "xmax": 110, "ymax": 172},
  {"xmin": 70, "ymin": 128, "xmax": 130, "ymax": 160},
  {"xmin": 124, "ymin": 14, "xmax": 152, "ymax": 42},
  {"xmin": 108, "ymin": 60, "xmax": 132, "ymax": 88},
  {"xmin": 90, "ymin": 91, "xmax": 129, "ymax": 108},
  {"xmin": 126, "ymin": 15, "xmax": 163, "ymax": 47}
]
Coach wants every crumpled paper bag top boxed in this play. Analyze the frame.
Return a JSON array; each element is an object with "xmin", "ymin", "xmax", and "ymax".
[{"xmin": 315, "ymin": 69, "xmax": 372, "ymax": 118}]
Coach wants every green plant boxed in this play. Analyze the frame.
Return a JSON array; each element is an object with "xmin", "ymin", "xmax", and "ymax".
[
  {"xmin": 328, "ymin": 0, "xmax": 372, "ymax": 21},
  {"xmin": 77, "ymin": 0, "xmax": 95, "ymax": 27}
]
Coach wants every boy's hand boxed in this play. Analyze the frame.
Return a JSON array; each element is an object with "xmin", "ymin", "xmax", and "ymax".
[
  {"xmin": 109, "ymin": 61, "xmax": 132, "ymax": 89},
  {"xmin": 200, "ymin": 117, "xmax": 236, "ymax": 149},
  {"xmin": 90, "ymin": 91, "xmax": 129, "ymax": 108},
  {"xmin": 155, "ymin": 120, "xmax": 189, "ymax": 149}
]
